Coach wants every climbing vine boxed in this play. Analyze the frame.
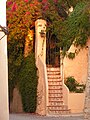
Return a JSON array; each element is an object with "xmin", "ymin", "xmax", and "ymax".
[{"xmin": 18, "ymin": 53, "xmax": 38, "ymax": 112}]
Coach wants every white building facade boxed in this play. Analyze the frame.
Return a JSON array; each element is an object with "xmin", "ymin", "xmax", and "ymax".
[{"xmin": 0, "ymin": 0, "xmax": 9, "ymax": 120}]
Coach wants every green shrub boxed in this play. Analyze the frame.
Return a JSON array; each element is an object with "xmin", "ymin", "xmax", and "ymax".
[
  {"xmin": 75, "ymin": 84, "xmax": 86, "ymax": 93},
  {"xmin": 65, "ymin": 76, "xmax": 85, "ymax": 93},
  {"xmin": 18, "ymin": 53, "xmax": 38, "ymax": 112},
  {"xmin": 65, "ymin": 76, "xmax": 77, "ymax": 92},
  {"xmin": 67, "ymin": 52, "xmax": 75, "ymax": 59}
]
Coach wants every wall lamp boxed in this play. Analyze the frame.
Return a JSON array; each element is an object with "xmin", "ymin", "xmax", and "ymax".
[{"xmin": 0, "ymin": 25, "xmax": 9, "ymax": 40}]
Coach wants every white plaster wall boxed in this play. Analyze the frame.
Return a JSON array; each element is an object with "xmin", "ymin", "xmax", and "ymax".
[
  {"xmin": 35, "ymin": 19, "xmax": 47, "ymax": 115},
  {"xmin": 0, "ymin": 0, "xmax": 9, "ymax": 120},
  {"xmin": 68, "ymin": 93, "xmax": 85, "ymax": 113},
  {"xmin": 63, "ymin": 38, "xmax": 90, "ymax": 114},
  {"xmin": 0, "ymin": 0, "xmax": 7, "ymax": 26},
  {"xmin": 63, "ymin": 44, "xmax": 88, "ymax": 84},
  {"xmin": 35, "ymin": 19, "xmax": 47, "ymax": 65}
]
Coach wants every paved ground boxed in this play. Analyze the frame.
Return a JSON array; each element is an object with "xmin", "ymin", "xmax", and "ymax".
[{"xmin": 9, "ymin": 114, "xmax": 84, "ymax": 120}]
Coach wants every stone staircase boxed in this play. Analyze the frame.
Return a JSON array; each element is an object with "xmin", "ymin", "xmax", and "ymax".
[{"xmin": 47, "ymin": 67, "xmax": 70, "ymax": 115}]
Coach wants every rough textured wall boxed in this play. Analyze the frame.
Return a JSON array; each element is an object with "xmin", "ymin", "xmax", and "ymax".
[
  {"xmin": 36, "ymin": 58, "xmax": 46, "ymax": 115},
  {"xmin": 10, "ymin": 87, "xmax": 23, "ymax": 113},
  {"xmin": 63, "ymin": 39, "xmax": 90, "ymax": 84},
  {"xmin": 35, "ymin": 19, "xmax": 47, "ymax": 115},
  {"xmin": 84, "ymin": 44, "xmax": 90, "ymax": 120}
]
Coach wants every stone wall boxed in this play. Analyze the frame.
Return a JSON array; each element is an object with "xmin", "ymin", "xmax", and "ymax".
[
  {"xmin": 10, "ymin": 87, "xmax": 23, "ymax": 113},
  {"xmin": 84, "ymin": 46, "xmax": 90, "ymax": 120}
]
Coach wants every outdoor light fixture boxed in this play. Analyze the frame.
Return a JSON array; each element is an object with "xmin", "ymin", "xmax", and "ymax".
[
  {"xmin": 0, "ymin": 25, "xmax": 8, "ymax": 40},
  {"xmin": 39, "ymin": 30, "xmax": 45, "ymax": 38}
]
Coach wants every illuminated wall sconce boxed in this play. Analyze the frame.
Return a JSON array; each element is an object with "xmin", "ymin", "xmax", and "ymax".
[{"xmin": 0, "ymin": 25, "xmax": 8, "ymax": 40}]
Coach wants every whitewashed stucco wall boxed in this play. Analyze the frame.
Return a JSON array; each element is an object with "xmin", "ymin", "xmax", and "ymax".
[{"xmin": 0, "ymin": 1, "xmax": 9, "ymax": 120}]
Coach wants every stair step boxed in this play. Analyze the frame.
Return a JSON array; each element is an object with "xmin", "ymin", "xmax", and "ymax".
[
  {"xmin": 48, "ymin": 86, "xmax": 62, "ymax": 89},
  {"xmin": 49, "ymin": 90, "xmax": 62, "ymax": 93},
  {"xmin": 47, "ymin": 105, "xmax": 70, "ymax": 115},
  {"xmin": 49, "ymin": 84, "xmax": 62, "ymax": 86},
  {"xmin": 49, "ymin": 95, "xmax": 63, "ymax": 97},
  {"xmin": 49, "ymin": 102, "xmax": 63, "ymax": 106},
  {"xmin": 47, "ymin": 68, "xmax": 60, "ymax": 70},
  {"xmin": 47, "ymin": 70, "xmax": 60, "ymax": 71},
  {"xmin": 48, "ymin": 76, "xmax": 61, "ymax": 79},
  {"xmin": 49, "ymin": 96, "xmax": 63, "ymax": 98},
  {"xmin": 49, "ymin": 91, "xmax": 63, "ymax": 95},
  {"xmin": 49, "ymin": 93, "xmax": 63, "ymax": 97},
  {"xmin": 48, "ymin": 81, "xmax": 62, "ymax": 85},
  {"xmin": 49, "ymin": 95, "xmax": 63, "ymax": 98},
  {"xmin": 49, "ymin": 100, "xmax": 63, "ymax": 102},
  {"xmin": 49, "ymin": 87, "xmax": 62, "ymax": 90},
  {"xmin": 48, "ymin": 83, "xmax": 62, "ymax": 86},
  {"xmin": 47, "ymin": 71, "xmax": 60, "ymax": 73},
  {"xmin": 48, "ymin": 79, "xmax": 62, "ymax": 82},
  {"xmin": 48, "ymin": 88, "xmax": 62, "ymax": 90},
  {"xmin": 47, "ymin": 73, "xmax": 60, "ymax": 76},
  {"xmin": 48, "ymin": 110, "xmax": 70, "ymax": 115},
  {"xmin": 47, "ymin": 67, "xmax": 60, "ymax": 71},
  {"xmin": 48, "ymin": 105, "xmax": 68, "ymax": 108},
  {"xmin": 48, "ymin": 109, "xmax": 70, "ymax": 111},
  {"xmin": 48, "ymin": 105, "xmax": 70, "ymax": 111},
  {"xmin": 48, "ymin": 80, "xmax": 62, "ymax": 82}
]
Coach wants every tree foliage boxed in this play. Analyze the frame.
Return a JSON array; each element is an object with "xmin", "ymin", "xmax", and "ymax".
[
  {"xmin": 60, "ymin": 1, "xmax": 90, "ymax": 54},
  {"xmin": 7, "ymin": 0, "xmax": 90, "ymax": 59}
]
